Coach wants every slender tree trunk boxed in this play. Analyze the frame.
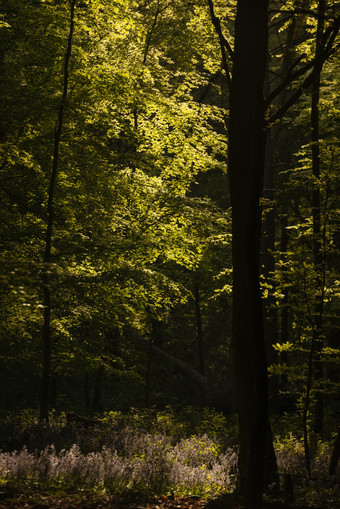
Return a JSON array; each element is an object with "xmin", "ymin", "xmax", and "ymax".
[
  {"xmin": 329, "ymin": 426, "xmax": 340, "ymax": 477},
  {"xmin": 261, "ymin": 1, "xmax": 309, "ymax": 365},
  {"xmin": 301, "ymin": 0, "xmax": 327, "ymax": 469},
  {"xmin": 40, "ymin": 279, "xmax": 52, "ymax": 422},
  {"xmin": 50, "ymin": 377, "xmax": 57, "ymax": 409},
  {"xmin": 228, "ymin": 1, "xmax": 269, "ymax": 506},
  {"xmin": 194, "ymin": 281, "xmax": 205, "ymax": 376},
  {"xmin": 262, "ymin": 132, "xmax": 277, "ymax": 365},
  {"xmin": 302, "ymin": 338, "xmax": 314, "ymax": 478},
  {"xmin": 84, "ymin": 373, "xmax": 90, "ymax": 411},
  {"xmin": 280, "ymin": 217, "xmax": 290, "ymax": 368},
  {"xmin": 311, "ymin": 0, "xmax": 326, "ymax": 437},
  {"xmin": 40, "ymin": 0, "xmax": 76, "ymax": 423},
  {"xmin": 145, "ymin": 336, "xmax": 153, "ymax": 407},
  {"xmin": 92, "ymin": 364, "xmax": 104, "ymax": 413}
]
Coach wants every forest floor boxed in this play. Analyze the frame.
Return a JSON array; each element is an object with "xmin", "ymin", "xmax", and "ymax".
[
  {"xmin": 0, "ymin": 493, "xmax": 333, "ymax": 509},
  {"xmin": 0, "ymin": 493, "xmax": 209, "ymax": 509}
]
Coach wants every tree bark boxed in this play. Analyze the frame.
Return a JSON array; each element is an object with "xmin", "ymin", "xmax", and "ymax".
[
  {"xmin": 40, "ymin": 0, "xmax": 76, "ymax": 423},
  {"xmin": 228, "ymin": 1, "xmax": 269, "ymax": 506}
]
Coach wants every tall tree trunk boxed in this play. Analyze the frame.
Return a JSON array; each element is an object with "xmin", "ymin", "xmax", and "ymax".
[
  {"xmin": 228, "ymin": 1, "xmax": 269, "ymax": 507},
  {"xmin": 311, "ymin": 0, "xmax": 326, "ymax": 437},
  {"xmin": 40, "ymin": 0, "xmax": 76, "ymax": 423},
  {"xmin": 302, "ymin": 0, "xmax": 327, "ymax": 470}
]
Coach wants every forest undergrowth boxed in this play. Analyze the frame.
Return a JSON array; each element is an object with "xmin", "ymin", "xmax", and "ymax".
[{"xmin": 0, "ymin": 408, "xmax": 339, "ymax": 508}]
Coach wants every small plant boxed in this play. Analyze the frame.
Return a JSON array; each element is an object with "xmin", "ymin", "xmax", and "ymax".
[{"xmin": 274, "ymin": 432, "xmax": 306, "ymax": 475}]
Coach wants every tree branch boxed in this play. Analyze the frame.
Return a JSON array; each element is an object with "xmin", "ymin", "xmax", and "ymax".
[
  {"xmin": 268, "ymin": 19, "xmax": 340, "ymax": 124},
  {"xmin": 265, "ymin": 55, "xmax": 312, "ymax": 106},
  {"xmin": 206, "ymin": 0, "xmax": 232, "ymax": 89}
]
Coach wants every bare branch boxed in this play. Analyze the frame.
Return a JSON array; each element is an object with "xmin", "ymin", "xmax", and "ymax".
[{"xmin": 265, "ymin": 55, "xmax": 313, "ymax": 106}]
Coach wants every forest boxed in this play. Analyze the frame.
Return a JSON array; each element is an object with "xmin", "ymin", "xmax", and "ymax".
[{"xmin": 0, "ymin": 0, "xmax": 339, "ymax": 508}]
